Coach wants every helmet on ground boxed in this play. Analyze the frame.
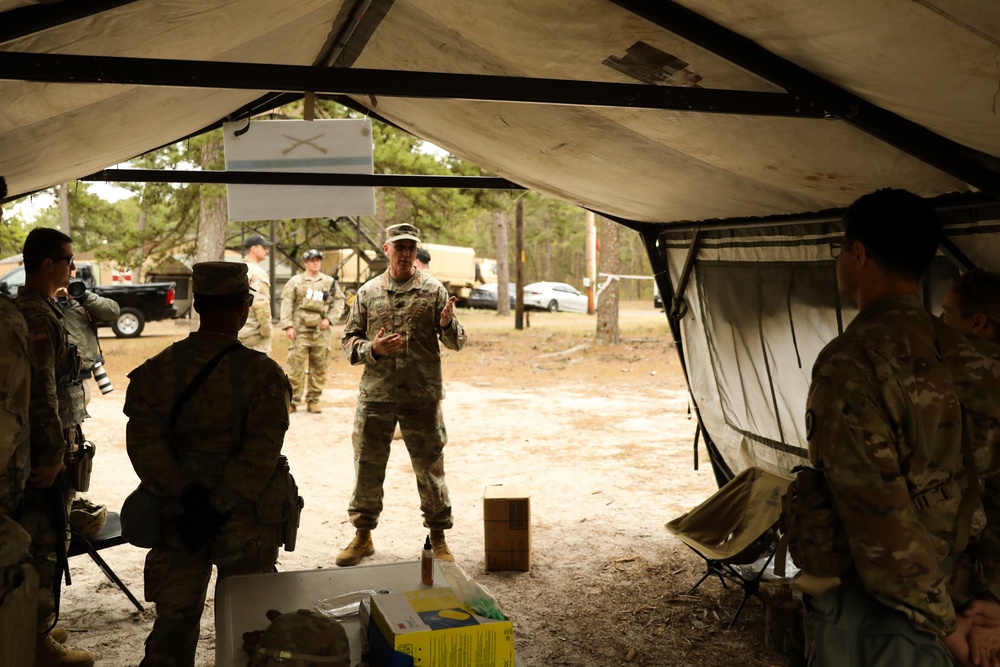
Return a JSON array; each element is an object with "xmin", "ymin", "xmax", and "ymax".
[
  {"xmin": 69, "ymin": 497, "xmax": 108, "ymax": 538},
  {"xmin": 250, "ymin": 608, "xmax": 350, "ymax": 666}
]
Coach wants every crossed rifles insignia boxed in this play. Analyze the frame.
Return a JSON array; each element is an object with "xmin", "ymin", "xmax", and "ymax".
[{"xmin": 281, "ymin": 134, "xmax": 328, "ymax": 156}]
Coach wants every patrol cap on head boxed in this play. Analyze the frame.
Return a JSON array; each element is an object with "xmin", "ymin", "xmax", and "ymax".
[
  {"xmin": 385, "ymin": 223, "xmax": 420, "ymax": 244},
  {"xmin": 192, "ymin": 261, "xmax": 249, "ymax": 296},
  {"xmin": 244, "ymin": 234, "xmax": 273, "ymax": 249},
  {"xmin": 302, "ymin": 249, "xmax": 324, "ymax": 262}
]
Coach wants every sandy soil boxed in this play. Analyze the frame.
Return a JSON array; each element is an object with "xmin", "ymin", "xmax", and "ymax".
[{"xmin": 57, "ymin": 304, "xmax": 790, "ymax": 666}]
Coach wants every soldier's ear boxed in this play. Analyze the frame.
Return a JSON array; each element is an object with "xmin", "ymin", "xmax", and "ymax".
[{"xmin": 971, "ymin": 311, "xmax": 991, "ymax": 335}]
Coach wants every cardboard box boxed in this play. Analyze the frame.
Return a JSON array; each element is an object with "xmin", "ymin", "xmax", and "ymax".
[
  {"xmin": 368, "ymin": 587, "xmax": 514, "ymax": 667},
  {"xmin": 483, "ymin": 485, "xmax": 531, "ymax": 571}
]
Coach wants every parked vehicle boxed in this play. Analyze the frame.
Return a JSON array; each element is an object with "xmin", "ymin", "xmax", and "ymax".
[
  {"xmin": 0, "ymin": 262, "xmax": 177, "ymax": 338},
  {"xmin": 523, "ymin": 281, "xmax": 588, "ymax": 313},
  {"xmin": 467, "ymin": 282, "xmax": 516, "ymax": 310}
]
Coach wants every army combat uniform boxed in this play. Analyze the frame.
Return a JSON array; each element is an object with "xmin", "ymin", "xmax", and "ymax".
[
  {"xmin": 280, "ymin": 271, "xmax": 344, "ymax": 408},
  {"xmin": 15, "ymin": 285, "xmax": 89, "ymax": 644},
  {"xmin": 0, "ymin": 295, "xmax": 34, "ymax": 664},
  {"xmin": 124, "ymin": 334, "xmax": 292, "ymax": 667},
  {"xmin": 0, "ymin": 294, "xmax": 32, "ymax": 517},
  {"xmin": 341, "ymin": 268, "xmax": 467, "ymax": 531},
  {"xmin": 800, "ymin": 294, "xmax": 1000, "ymax": 665},
  {"xmin": 239, "ymin": 260, "xmax": 273, "ymax": 354}
]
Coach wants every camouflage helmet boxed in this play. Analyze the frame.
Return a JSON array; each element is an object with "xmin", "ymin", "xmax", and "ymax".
[
  {"xmin": 250, "ymin": 609, "xmax": 350, "ymax": 666},
  {"xmin": 69, "ymin": 497, "xmax": 108, "ymax": 538}
]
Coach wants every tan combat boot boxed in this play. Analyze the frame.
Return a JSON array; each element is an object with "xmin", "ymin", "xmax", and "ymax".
[
  {"xmin": 288, "ymin": 403, "xmax": 297, "ymax": 413},
  {"xmin": 307, "ymin": 403, "xmax": 323, "ymax": 414},
  {"xmin": 34, "ymin": 633, "xmax": 95, "ymax": 667},
  {"xmin": 430, "ymin": 529, "xmax": 454, "ymax": 562},
  {"xmin": 49, "ymin": 627, "xmax": 68, "ymax": 644},
  {"xmin": 335, "ymin": 529, "xmax": 374, "ymax": 567}
]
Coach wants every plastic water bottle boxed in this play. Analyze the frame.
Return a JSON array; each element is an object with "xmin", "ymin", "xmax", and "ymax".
[{"xmin": 93, "ymin": 361, "xmax": 114, "ymax": 394}]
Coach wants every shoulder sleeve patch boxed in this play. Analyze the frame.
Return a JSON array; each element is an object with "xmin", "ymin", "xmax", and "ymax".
[{"xmin": 29, "ymin": 327, "xmax": 48, "ymax": 342}]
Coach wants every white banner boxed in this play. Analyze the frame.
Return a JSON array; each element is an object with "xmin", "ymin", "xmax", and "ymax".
[{"xmin": 223, "ymin": 118, "xmax": 375, "ymax": 222}]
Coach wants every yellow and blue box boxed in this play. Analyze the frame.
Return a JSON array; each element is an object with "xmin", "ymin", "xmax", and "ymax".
[{"xmin": 368, "ymin": 587, "xmax": 514, "ymax": 667}]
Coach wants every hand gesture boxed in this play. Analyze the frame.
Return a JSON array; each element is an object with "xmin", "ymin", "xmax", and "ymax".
[
  {"xmin": 440, "ymin": 296, "xmax": 457, "ymax": 328},
  {"xmin": 286, "ymin": 327, "xmax": 296, "ymax": 341},
  {"xmin": 372, "ymin": 326, "xmax": 405, "ymax": 357}
]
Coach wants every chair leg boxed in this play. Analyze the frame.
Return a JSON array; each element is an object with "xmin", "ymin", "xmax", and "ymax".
[{"xmin": 80, "ymin": 540, "xmax": 145, "ymax": 612}]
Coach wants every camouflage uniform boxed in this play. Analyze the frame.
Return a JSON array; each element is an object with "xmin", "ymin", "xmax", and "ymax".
[
  {"xmin": 15, "ymin": 286, "xmax": 83, "ymax": 634},
  {"xmin": 953, "ymin": 337, "xmax": 1000, "ymax": 602},
  {"xmin": 124, "ymin": 333, "xmax": 292, "ymax": 667},
  {"xmin": 0, "ymin": 293, "xmax": 32, "ymax": 517},
  {"xmin": 0, "ymin": 294, "xmax": 34, "ymax": 667},
  {"xmin": 57, "ymin": 290, "xmax": 119, "ymax": 375},
  {"xmin": 58, "ymin": 289, "xmax": 119, "ymax": 404},
  {"xmin": 280, "ymin": 271, "xmax": 344, "ymax": 408},
  {"xmin": 342, "ymin": 268, "xmax": 466, "ymax": 530},
  {"xmin": 801, "ymin": 293, "xmax": 1000, "ymax": 664},
  {"xmin": 239, "ymin": 260, "xmax": 273, "ymax": 354}
]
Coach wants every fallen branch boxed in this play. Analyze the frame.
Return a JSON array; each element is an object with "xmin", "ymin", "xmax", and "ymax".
[{"xmin": 535, "ymin": 342, "xmax": 590, "ymax": 359}]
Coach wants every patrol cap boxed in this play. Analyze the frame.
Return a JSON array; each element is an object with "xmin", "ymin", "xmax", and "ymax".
[
  {"xmin": 192, "ymin": 261, "xmax": 250, "ymax": 296},
  {"xmin": 385, "ymin": 223, "xmax": 420, "ymax": 244},
  {"xmin": 302, "ymin": 249, "xmax": 324, "ymax": 262},
  {"xmin": 244, "ymin": 234, "xmax": 273, "ymax": 249}
]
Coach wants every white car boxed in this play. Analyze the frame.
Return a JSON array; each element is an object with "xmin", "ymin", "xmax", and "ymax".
[{"xmin": 523, "ymin": 281, "xmax": 588, "ymax": 313}]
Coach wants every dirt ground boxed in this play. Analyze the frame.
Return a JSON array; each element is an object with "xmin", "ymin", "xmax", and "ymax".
[{"xmin": 58, "ymin": 302, "xmax": 792, "ymax": 666}]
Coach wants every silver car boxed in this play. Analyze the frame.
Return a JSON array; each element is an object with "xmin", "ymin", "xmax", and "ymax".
[{"xmin": 523, "ymin": 281, "xmax": 588, "ymax": 313}]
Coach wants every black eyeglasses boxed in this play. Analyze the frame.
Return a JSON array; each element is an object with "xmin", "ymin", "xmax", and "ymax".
[
  {"xmin": 49, "ymin": 255, "xmax": 74, "ymax": 264},
  {"xmin": 828, "ymin": 242, "xmax": 842, "ymax": 258}
]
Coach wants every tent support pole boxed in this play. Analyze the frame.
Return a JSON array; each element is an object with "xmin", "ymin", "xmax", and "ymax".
[{"xmin": 642, "ymin": 229, "xmax": 732, "ymax": 485}]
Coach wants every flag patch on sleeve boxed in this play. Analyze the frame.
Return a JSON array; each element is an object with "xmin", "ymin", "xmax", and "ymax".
[{"xmin": 29, "ymin": 327, "xmax": 48, "ymax": 342}]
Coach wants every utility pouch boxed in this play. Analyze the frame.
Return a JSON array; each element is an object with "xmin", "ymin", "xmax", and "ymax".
[
  {"xmin": 65, "ymin": 440, "xmax": 96, "ymax": 493},
  {"xmin": 299, "ymin": 311, "xmax": 322, "ymax": 328},
  {"xmin": 255, "ymin": 456, "xmax": 304, "ymax": 552},
  {"xmin": 783, "ymin": 465, "xmax": 853, "ymax": 577},
  {"xmin": 120, "ymin": 484, "xmax": 164, "ymax": 549}
]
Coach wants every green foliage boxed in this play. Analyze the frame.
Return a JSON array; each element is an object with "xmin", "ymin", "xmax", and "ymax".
[{"xmin": 0, "ymin": 211, "xmax": 29, "ymax": 258}]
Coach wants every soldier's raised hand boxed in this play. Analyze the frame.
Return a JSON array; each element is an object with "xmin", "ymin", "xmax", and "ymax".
[
  {"xmin": 440, "ymin": 296, "xmax": 457, "ymax": 328},
  {"xmin": 372, "ymin": 326, "xmax": 405, "ymax": 357}
]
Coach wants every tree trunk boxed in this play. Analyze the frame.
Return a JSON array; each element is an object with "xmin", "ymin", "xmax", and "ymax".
[
  {"xmin": 192, "ymin": 136, "xmax": 228, "ymax": 330},
  {"xmin": 515, "ymin": 198, "xmax": 525, "ymax": 330},
  {"xmin": 59, "ymin": 182, "xmax": 70, "ymax": 235},
  {"xmin": 596, "ymin": 216, "xmax": 620, "ymax": 345},
  {"xmin": 494, "ymin": 210, "xmax": 510, "ymax": 316}
]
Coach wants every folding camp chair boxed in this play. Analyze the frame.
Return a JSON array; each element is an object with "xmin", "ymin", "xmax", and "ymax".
[
  {"xmin": 665, "ymin": 467, "xmax": 792, "ymax": 627},
  {"xmin": 68, "ymin": 510, "xmax": 145, "ymax": 612}
]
